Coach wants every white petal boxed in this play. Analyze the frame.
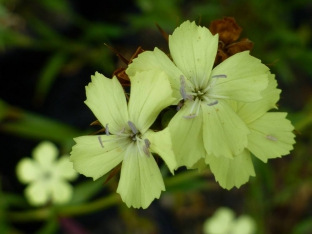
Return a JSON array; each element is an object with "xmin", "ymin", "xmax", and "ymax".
[
  {"xmin": 33, "ymin": 141, "xmax": 58, "ymax": 168},
  {"xmin": 127, "ymin": 48, "xmax": 183, "ymax": 100},
  {"xmin": 117, "ymin": 143, "xmax": 165, "ymax": 209},
  {"xmin": 70, "ymin": 135, "xmax": 128, "ymax": 180},
  {"xmin": 128, "ymin": 70, "xmax": 175, "ymax": 133},
  {"xmin": 85, "ymin": 73, "xmax": 128, "ymax": 134},
  {"xmin": 25, "ymin": 181, "xmax": 50, "ymax": 206},
  {"xmin": 210, "ymin": 51, "xmax": 269, "ymax": 102},
  {"xmin": 168, "ymin": 102, "xmax": 206, "ymax": 168},
  {"xmin": 206, "ymin": 150, "xmax": 255, "ymax": 190},
  {"xmin": 169, "ymin": 21, "xmax": 218, "ymax": 87},
  {"xmin": 16, "ymin": 158, "xmax": 41, "ymax": 184},
  {"xmin": 144, "ymin": 128, "xmax": 177, "ymax": 174},
  {"xmin": 247, "ymin": 113, "xmax": 295, "ymax": 162},
  {"xmin": 55, "ymin": 156, "xmax": 78, "ymax": 181},
  {"xmin": 202, "ymin": 100, "xmax": 250, "ymax": 158},
  {"xmin": 203, "ymin": 207, "xmax": 235, "ymax": 234},
  {"xmin": 231, "ymin": 215, "xmax": 257, "ymax": 234},
  {"xmin": 51, "ymin": 180, "xmax": 74, "ymax": 204}
]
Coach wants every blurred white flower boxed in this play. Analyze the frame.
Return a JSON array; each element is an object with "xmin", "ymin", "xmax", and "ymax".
[
  {"xmin": 203, "ymin": 207, "xmax": 256, "ymax": 234},
  {"xmin": 16, "ymin": 141, "xmax": 78, "ymax": 206}
]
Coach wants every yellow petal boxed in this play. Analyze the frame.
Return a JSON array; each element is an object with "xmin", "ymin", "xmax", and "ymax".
[
  {"xmin": 229, "ymin": 73, "xmax": 281, "ymax": 124},
  {"xmin": 168, "ymin": 102, "xmax": 206, "ymax": 168},
  {"xmin": 127, "ymin": 48, "xmax": 182, "ymax": 100},
  {"xmin": 169, "ymin": 20, "xmax": 218, "ymax": 88},
  {"xmin": 117, "ymin": 143, "xmax": 165, "ymax": 209},
  {"xmin": 210, "ymin": 51, "xmax": 269, "ymax": 102},
  {"xmin": 85, "ymin": 73, "xmax": 128, "ymax": 134},
  {"xmin": 70, "ymin": 135, "xmax": 128, "ymax": 180},
  {"xmin": 206, "ymin": 150, "xmax": 255, "ymax": 190},
  {"xmin": 144, "ymin": 128, "xmax": 177, "ymax": 174},
  {"xmin": 247, "ymin": 113, "xmax": 295, "ymax": 162},
  {"xmin": 202, "ymin": 100, "xmax": 249, "ymax": 158},
  {"xmin": 128, "ymin": 70, "xmax": 175, "ymax": 133}
]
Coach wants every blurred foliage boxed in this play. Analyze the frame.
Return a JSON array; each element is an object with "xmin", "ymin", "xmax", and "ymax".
[{"xmin": 0, "ymin": 0, "xmax": 311, "ymax": 233}]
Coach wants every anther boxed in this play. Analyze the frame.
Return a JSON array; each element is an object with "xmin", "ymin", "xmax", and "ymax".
[
  {"xmin": 212, "ymin": 74, "xmax": 227, "ymax": 78},
  {"xmin": 142, "ymin": 145, "xmax": 150, "ymax": 157},
  {"xmin": 144, "ymin": 139, "xmax": 151, "ymax": 148},
  {"xmin": 180, "ymin": 86, "xmax": 188, "ymax": 100},
  {"xmin": 208, "ymin": 100, "xmax": 218, "ymax": 106},
  {"xmin": 266, "ymin": 135, "xmax": 277, "ymax": 141},
  {"xmin": 105, "ymin": 124, "xmax": 109, "ymax": 136},
  {"xmin": 180, "ymin": 75, "xmax": 193, "ymax": 101},
  {"xmin": 116, "ymin": 127, "xmax": 126, "ymax": 136},
  {"xmin": 180, "ymin": 75, "xmax": 189, "ymax": 101},
  {"xmin": 180, "ymin": 75, "xmax": 186, "ymax": 85},
  {"xmin": 128, "ymin": 121, "xmax": 138, "ymax": 134},
  {"xmin": 177, "ymin": 100, "xmax": 185, "ymax": 111},
  {"xmin": 98, "ymin": 136, "xmax": 104, "ymax": 148},
  {"xmin": 183, "ymin": 114, "xmax": 197, "ymax": 119}
]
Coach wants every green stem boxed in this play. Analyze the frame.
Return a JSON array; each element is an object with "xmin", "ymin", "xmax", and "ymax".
[
  {"xmin": 165, "ymin": 169, "xmax": 209, "ymax": 187},
  {"xmin": 8, "ymin": 170, "xmax": 203, "ymax": 222},
  {"xmin": 8, "ymin": 193, "xmax": 120, "ymax": 222},
  {"xmin": 7, "ymin": 208, "xmax": 51, "ymax": 222},
  {"xmin": 294, "ymin": 111, "xmax": 312, "ymax": 132},
  {"xmin": 57, "ymin": 193, "xmax": 120, "ymax": 217}
]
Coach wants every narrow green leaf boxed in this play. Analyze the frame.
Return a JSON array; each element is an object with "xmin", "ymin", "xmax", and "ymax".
[
  {"xmin": 34, "ymin": 52, "xmax": 68, "ymax": 105},
  {"xmin": 0, "ymin": 105, "xmax": 82, "ymax": 143},
  {"xmin": 69, "ymin": 176, "xmax": 107, "ymax": 204}
]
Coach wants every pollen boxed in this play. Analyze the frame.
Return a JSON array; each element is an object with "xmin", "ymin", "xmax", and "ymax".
[{"xmin": 266, "ymin": 135, "xmax": 277, "ymax": 141}]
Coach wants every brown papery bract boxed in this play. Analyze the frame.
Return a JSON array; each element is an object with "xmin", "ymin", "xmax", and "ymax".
[
  {"xmin": 112, "ymin": 46, "xmax": 145, "ymax": 87},
  {"xmin": 209, "ymin": 17, "xmax": 254, "ymax": 67}
]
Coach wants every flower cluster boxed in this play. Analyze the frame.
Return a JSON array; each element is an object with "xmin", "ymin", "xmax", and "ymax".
[
  {"xmin": 16, "ymin": 141, "xmax": 78, "ymax": 206},
  {"xmin": 70, "ymin": 20, "xmax": 295, "ymax": 208},
  {"xmin": 203, "ymin": 207, "xmax": 256, "ymax": 234}
]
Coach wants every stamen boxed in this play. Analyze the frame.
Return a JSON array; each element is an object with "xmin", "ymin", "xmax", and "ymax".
[
  {"xmin": 142, "ymin": 145, "xmax": 150, "ymax": 157},
  {"xmin": 180, "ymin": 75, "xmax": 194, "ymax": 101},
  {"xmin": 177, "ymin": 100, "xmax": 185, "ymax": 111},
  {"xmin": 105, "ymin": 124, "xmax": 109, "ymax": 136},
  {"xmin": 128, "ymin": 121, "xmax": 138, "ymax": 134},
  {"xmin": 202, "ymin": 96, "xmax": 211, "ymax": 103},
  {"xmin": 183, "ymin": 114, "xmax": 197, "ymax": 119},
  {"xmin": 116, "ymin": 127, "xmax": 126, "ymax": 136},
  {"xmin": 208, "ymin": 100, "xmax": 218, "ymax": 106},
  {"xmin": 199, "ymin": 73, "xmax": 207, "ymax": 88},
  {"xmin": 192, "ymin": 75, "xmax": 199, "ymax": 90},
  {"xmin": 212, "ymin": 74, "xmax": 227, "ymax": 78},
  {"xmin": 180, "ymin": 86, "xmax": 188, "ymax": 100},
  {"xmin": 186, "ymin": 95, "xmax": 193, "ymax": 100},
  {"xmin": 144, "ymin": 139, "xmax": 151, "ymax": 148},
  {"xmin": 98, "ymin": 136, "xmax": 104, "ymax": 148},
  {"xmin": 180, "ymin": 75, "xmax": 188, "ymax": 100},
  {"xmin": 207, "ymin": 94, "xmax": 229, "ymax": 99},
  {"xmin": 195, "ymin": 101, "xmax": 201, "ymax": 116},
  {"xmin": 202, "ymin": 75, "xmax": 227, "ymax": 93},
  {"xmin": 180, "ymin": 75, "xmax": 186, "ymax": 86},
  {"xmin": 266, "ymin": 135, "xmax": 277, "ymax": 141},
  {"xmin": 189, "ymin": 98, "xmax": 199, "ymax": 114}
]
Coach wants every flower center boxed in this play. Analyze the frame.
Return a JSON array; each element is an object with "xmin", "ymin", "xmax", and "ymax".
[
  {"xmin": 180, "ymin": 75, "xmax": 226, "ymax": 118},
  {"xmin": 42, "ymin": 171, "xmax": 52, "ymax": 181},
  {"xmin": 97, "ymin": 121, "xmax": 151, "ymax": 158},
  {"xmin": 127, "ymin": 121, "xmax": 151, "ymax": 157}
]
